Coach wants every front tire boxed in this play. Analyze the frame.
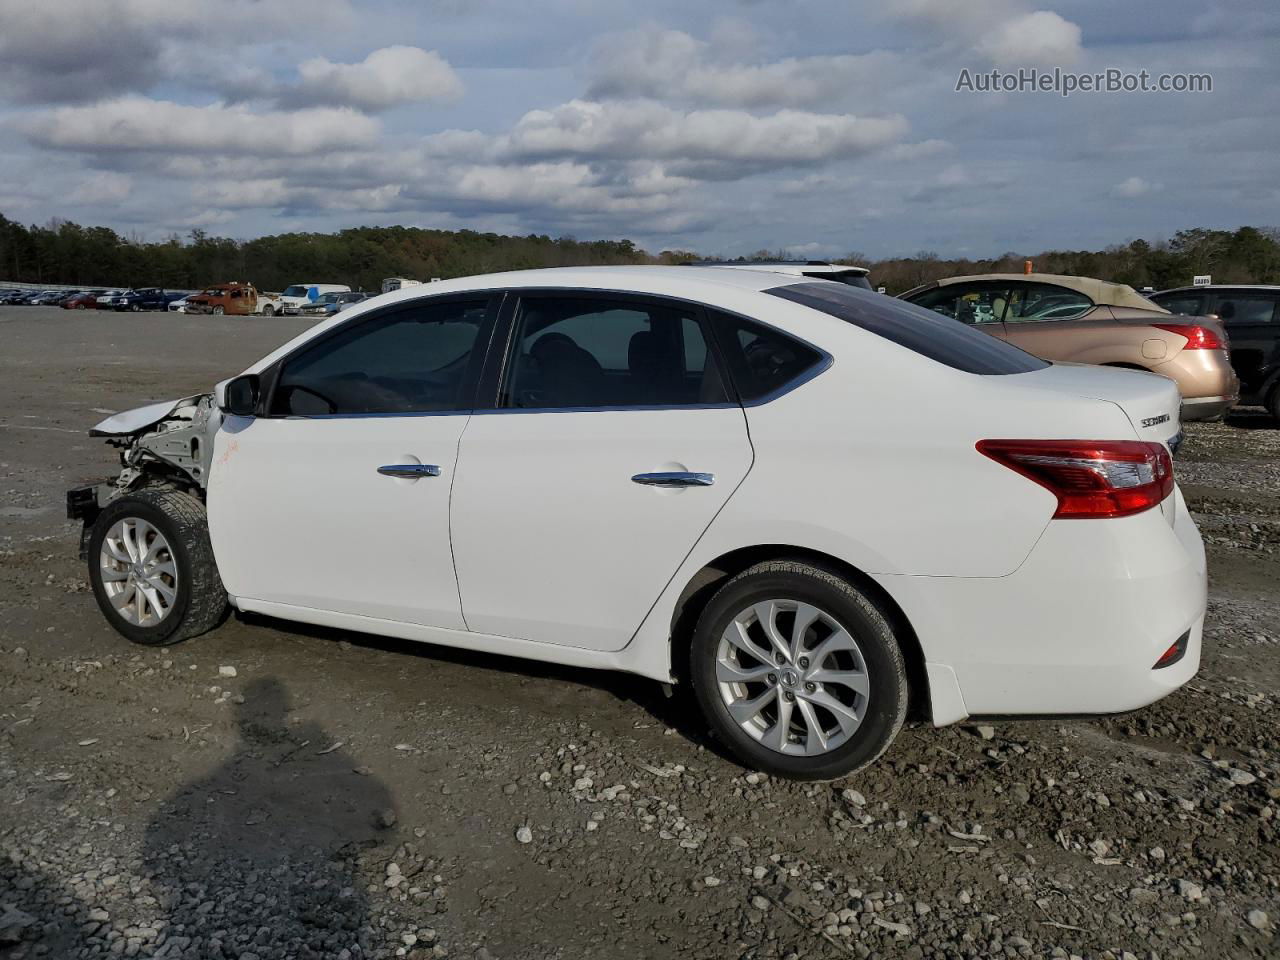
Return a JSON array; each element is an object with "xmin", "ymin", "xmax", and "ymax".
[
  {"xmin": 212, "ymin": 305, "xmax": 225, "ymax": 316},
  {"xmin": 261, "ymin": 304, "xmax": 275, "ymax": 317},
  {"xmin": 87, "ymin": 488, "xmax": 228, "ymax": 645},
  {"xmin": 689, "ymin": 560, "xmax": 908, "ymax": 780}
]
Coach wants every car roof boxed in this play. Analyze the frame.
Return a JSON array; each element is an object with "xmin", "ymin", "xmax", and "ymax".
[
  {"xmin": 1155, "ymin": 284, "xmax": 1280, "ymax": 294},
  {"xmin": 694, "ymin": 261, "xmax": 870, "ymax": 277},
  {"xmin": 917, "ymin": 273, "xmax": 1164, "ymax": 313},
  {"xmin": 377, "ymin": 265, "xmax": 811, "ymax": 300}
]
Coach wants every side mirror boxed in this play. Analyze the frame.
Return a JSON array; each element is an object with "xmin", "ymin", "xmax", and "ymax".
[{"xmin": 219, "ymin": 374, "xmax": 260, "ymax": 417}]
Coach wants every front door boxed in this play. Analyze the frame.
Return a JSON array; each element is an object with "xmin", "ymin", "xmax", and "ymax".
[
  {"xmin": 207, "ymin": 295, "xmax": 497, "ymax": 628},
  {"xmin": 450, "ymin": 292, "xmax": 753, "ymax": 651}
]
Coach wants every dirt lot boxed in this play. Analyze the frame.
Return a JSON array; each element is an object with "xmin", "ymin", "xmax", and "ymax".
[{"xmin": 1, "ymin": 306, "xmax": 1277, "ymax": 960}]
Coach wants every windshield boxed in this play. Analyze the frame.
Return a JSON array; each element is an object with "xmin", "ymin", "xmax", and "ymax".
[
  {"xmin": 766, "ymin": 281, "xmax": 1049, "ymax": 375},
  {"xmin": 282, "ymin": 285, "xmax": 310, "ymax": 298}
]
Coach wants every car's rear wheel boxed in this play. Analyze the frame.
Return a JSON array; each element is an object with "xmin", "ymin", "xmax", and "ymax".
[
  {"xmin": 212, "ymin": 305, "xmax": 225, "ymax": 315},
  {"xmin": 87, "ymin": 488, "xmax": 228, "ymax": 646},
  {"xmin": 261, "ymin": 304, "xmax": 275, "ymax": 317},
  {"xmin": 689, "ymin": 560, "xmax": 908, "ymax": 780}
]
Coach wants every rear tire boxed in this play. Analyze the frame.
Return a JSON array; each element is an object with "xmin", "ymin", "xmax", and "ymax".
[
  {"xmin": 87, "ymin": 488, "xmax": 228, "ymax": 646},
  {"xmin": 689, "ymin": 560, "xmax": 908, "ymax": 780}
]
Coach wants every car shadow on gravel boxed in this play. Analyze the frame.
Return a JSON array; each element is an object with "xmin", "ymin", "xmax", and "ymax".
[
  {"xmin": 140, "ymin": 676, "xmax": 394, "ymax": 957},
  {"xmin": 234, "ymin": 611, "xmax": 746, "ymax": 767}
]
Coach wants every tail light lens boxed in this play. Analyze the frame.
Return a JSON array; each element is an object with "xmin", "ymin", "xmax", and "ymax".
[
  {"xmin": 1152, "ymin": 323, "xmax": 1224, "ymax": 350},
  {"xmin": 977, "ymin": 439, "xmax": 1174, "ymax": 519}
]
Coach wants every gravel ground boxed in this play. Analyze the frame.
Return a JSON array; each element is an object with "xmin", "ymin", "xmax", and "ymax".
[{"xmin": 1, "ymin": 307, "xmax": 1277, "ymax": 960}]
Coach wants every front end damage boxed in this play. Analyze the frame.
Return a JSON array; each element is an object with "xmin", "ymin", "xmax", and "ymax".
[{"xmin": 66, "ymin": 394, "xmax": 221, "ymax": 557}]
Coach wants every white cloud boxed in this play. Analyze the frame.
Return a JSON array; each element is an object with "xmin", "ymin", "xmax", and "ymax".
[
  {"xmin": 1112, "ymin": 176, "xmax": 1162, "ymax": 198},
  {"xmin": 886, "ymin": 2, "xmax": 1083, "ymax": 68},
  {"xmin": 26, "ymin": 98, "xmax": 379, "ymax": 156},
  {"xmin": 978, "ymin": 11, "xmax": 1083, "ymax": 67},
  {"xmin": 587, "ymin": 27, "xmax": 906, "ymax": 108},
  {"xmin": 502, "ymin": 99, "xmax": 909, "ymax": 176},
  {"xmin": 0, "ymin": 0, "xmax": 353, "ymax": 103},
  {"xmin": 67, "ymin": 171, "xmax": 133, "ymax": 204},
  {"xmin": 288, "ymin": 46, "xmax": 464, "ymax": 111}
]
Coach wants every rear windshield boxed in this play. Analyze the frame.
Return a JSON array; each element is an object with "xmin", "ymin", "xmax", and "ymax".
[
  {"xmin": 801, "ymin": 270, "xmax": 873, "ymax": 290},
  {"xmin": 766, "ymin": 282, "xmax": 1049, "ymax": 375}
]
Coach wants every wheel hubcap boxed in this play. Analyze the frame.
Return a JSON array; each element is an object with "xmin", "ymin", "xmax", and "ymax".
[
  {"xmin": 715, "ymin": 598, "xmax": 870, "ymax": 757},
  {"xmin": 99, "ymin": 517, "xmax": 179, "ymax": 626}
]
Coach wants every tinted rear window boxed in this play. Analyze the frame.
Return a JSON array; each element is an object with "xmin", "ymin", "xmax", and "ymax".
[
  {"xmin": 766, "ymin": 282, "xmax": 1049, "ymax": 375},
  {"xmin": 801, "ymin": 270, "xmax": 873, "ymax": 290}
]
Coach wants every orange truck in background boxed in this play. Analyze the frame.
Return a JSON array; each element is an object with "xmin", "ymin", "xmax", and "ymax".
[{"xmin": 183, "ymin": 282, "xmax": 284, "ymax": 317}]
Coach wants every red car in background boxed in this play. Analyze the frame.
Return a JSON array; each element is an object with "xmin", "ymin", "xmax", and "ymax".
[{"xmin": 61, "ymin": 290, "xmax": 106, "ymax": 309}]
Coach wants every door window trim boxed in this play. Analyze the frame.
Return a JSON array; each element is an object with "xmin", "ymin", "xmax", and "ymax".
[{"xmin": 257, "ymin": 291, "xmax": 505, "ymax": 420}]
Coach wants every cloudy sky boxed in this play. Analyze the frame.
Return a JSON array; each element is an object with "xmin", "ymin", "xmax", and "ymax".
[{"xmin": 0, "ymin": 0, "xmax": 1277, "ymax": 258}]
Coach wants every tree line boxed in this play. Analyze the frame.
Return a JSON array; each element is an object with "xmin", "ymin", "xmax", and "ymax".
[{"xmin": 1, "ymin": 212, "xmax": 1277, "ymax": 296}]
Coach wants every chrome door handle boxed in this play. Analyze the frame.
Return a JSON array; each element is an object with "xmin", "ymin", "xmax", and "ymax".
[
  {"xmin": 631, "ymin": 471, "xmax": 715, "ymax": 487},
  {"xmin": 377, "ymin": 464, "xmax": 441, "ymax": 479}
]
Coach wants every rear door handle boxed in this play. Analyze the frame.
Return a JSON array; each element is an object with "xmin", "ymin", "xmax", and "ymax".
[
  {"xmin": 377, "ymin": 464, "xmax": 441, "ymax": 479},
  {"xmin": 631, "ymin": 471, "xmax": 715, "ymax": 487}
]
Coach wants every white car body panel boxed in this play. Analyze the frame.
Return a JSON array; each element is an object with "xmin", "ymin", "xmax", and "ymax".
[
  {"xmin": 90, "ymin": 397, "xmax": 192, "ymax": 437},
  {"xmin": 207, "ymin": 414, "xmax": 468, "ymax": 630},
  {"xmin": 450, "ymin": 406, "xmax": 753, "ymax": 650},
  {"xmin": 142, "ymin": 264, "xmax": 1204, "ymax": 725}
]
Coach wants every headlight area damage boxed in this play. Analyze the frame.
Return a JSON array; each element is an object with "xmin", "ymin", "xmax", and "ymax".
[{"xmin": 66, "ymin": 394, "xmax": 220, "ymax": 558}]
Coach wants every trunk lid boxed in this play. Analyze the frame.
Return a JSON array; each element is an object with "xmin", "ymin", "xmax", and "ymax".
[{"xmin": 1015, "ymin": 362, "xmax": 1182, "ymax": 449}]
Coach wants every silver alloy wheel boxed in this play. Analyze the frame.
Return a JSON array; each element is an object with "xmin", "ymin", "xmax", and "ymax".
[
  {"xmin": 716, "ymin": 598, "xmax": 870, "ymax": 756},
  {"xmin": 99, "ymin": 517, "xmax": 179, "ymax": 627}
]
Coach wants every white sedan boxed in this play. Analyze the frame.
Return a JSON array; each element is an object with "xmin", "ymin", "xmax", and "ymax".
[{"xmin": 70, "ymin": 266, "xmax": 1205, "ymax": 779}]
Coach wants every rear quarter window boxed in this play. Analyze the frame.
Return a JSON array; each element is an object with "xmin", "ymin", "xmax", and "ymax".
[{"xmin": 766, "ymin": 282, "xmax": 1049, "ymax": 375}]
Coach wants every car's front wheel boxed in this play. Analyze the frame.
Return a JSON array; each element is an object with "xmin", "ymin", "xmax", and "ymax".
[
  {"xmin": 261, "ymin": 304, "xmax": 275, "ymax": 317},
  {"xmin": 689, "ymin": 560, "xmax": 908, "ymax": 780},
  {"xmin": 211, "ymin": 305, "xmax": 225, "ymax": 315},
  {"xmin": 87, "ymin": 487, "xmax": 228, "ymax": 645}
]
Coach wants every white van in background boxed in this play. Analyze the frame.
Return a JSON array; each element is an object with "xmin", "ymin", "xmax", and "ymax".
[
  {"xmin": 280, "ymin": 283, "xmax": 351, "ymax": 314},
  {"xmin": 381, "ymin": 277, "xmax": 423, "ymax": 294}
]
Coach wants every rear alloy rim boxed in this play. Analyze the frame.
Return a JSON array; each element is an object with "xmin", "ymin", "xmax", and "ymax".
[
  {"xmin": 716, "ymin": 598, "xmax": 870, "ymax": 756},
  {"xmin": 99, "ymin": 517, "xmax": 179, "ymax": 626}
]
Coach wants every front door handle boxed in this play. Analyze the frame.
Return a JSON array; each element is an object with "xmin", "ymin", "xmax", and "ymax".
[
  {"xmin": 631, "ymin": 471, "xmax": 715, "ymax": 487},
  {"xmin": 377, "ymin": 464, "xmax": 441, "ymax": 479}
]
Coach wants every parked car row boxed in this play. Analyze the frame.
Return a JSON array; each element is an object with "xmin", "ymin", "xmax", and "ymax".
[{"xmin": 0, "ymin": 287, "xmax": 188, "ymax": 310}]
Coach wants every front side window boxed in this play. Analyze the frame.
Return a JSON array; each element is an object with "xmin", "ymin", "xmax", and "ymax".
[
  {"xmin": 501, "ymin": 296, "xmax": 726, "ymax": 409},
  {"xmin": 770, "ymin": 281, "xmax": 1049, "ymax": 375},
  {"xmin": 270, "ymin": 299, "xmax": 489, "ymax": 416},
  {"xmin": 908, "ymin": 283, "xmax": 1010, "ymax": 325}
]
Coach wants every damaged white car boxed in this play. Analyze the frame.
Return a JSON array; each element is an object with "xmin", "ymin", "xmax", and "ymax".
[{"xmin": 69, "ymin": 266, "xmax": 1205, "ymax": 780}]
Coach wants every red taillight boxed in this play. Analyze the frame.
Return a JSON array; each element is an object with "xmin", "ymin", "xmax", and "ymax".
[
  {"xmin": 977, "ymin": 439, "xmax": 1174, "ymax": 519},
  {"xmin": 1152, "ymin": 323, "xmax": 1224, "ymax": 350}
]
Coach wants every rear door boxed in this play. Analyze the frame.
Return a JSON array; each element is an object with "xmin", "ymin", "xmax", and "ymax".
[
  {"xmin": 1207, "ymin": 291, "xmax": 1279, "ymax": 400},
  {"xmin": 449, "ymin": 290, "xmax": 753, "ymax": 652}
]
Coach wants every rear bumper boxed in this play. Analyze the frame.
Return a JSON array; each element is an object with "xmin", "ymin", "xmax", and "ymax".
[
  {"xmin": 1180, "ymin": 394, "xmax": 1236, "ymax": 421},
  {"xmin": 878, "ymin": 486, "xmax": 1206, "ymax": 723}
]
